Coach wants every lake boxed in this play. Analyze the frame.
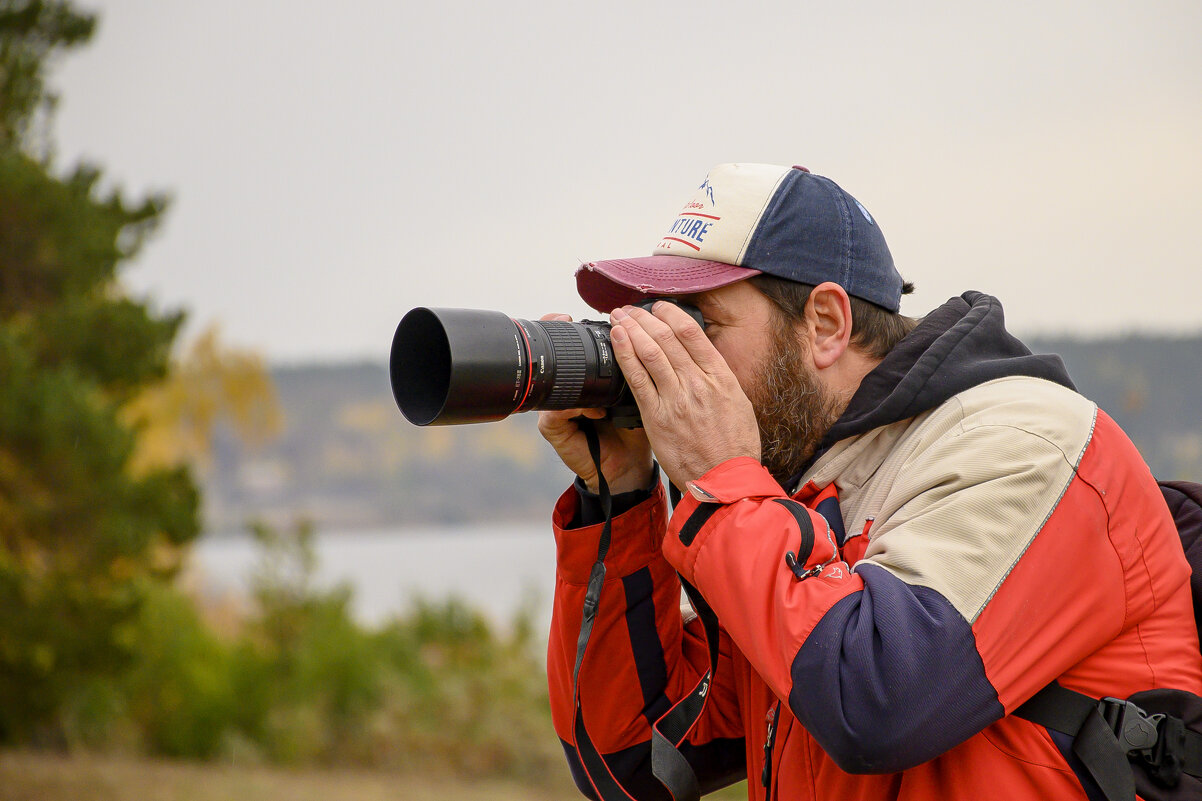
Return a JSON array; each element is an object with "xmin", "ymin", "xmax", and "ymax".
[{"xmin": 191, "ymin": 522, "xmax": 559, "ymax": 633}]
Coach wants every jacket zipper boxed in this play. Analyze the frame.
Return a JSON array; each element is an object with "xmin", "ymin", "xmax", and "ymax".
[{"xmin": 761, "ymin": 701, "xmax": 782, "ymax": 801}]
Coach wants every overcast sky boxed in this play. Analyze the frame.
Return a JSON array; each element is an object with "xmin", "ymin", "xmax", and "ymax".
[{"xmin": 52, "ymin": 1, "xmax": 1202, "ymax": 363}]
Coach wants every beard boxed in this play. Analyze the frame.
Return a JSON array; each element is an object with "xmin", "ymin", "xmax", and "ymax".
[{"xmin": 745, "ymin": 321, "xmax": 843, "ymax": 488}]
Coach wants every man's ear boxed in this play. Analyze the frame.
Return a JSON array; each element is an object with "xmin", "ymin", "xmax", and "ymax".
[{"xmin": 805, "ymin": 282, "xmax": 853, "ymax": 370}]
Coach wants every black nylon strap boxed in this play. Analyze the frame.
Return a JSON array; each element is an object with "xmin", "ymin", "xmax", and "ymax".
[
  {"xmin": 570, "ymin": 419, "xmax": 716, "ymax": 801},
  {"xmin": 651, "ymin": 728, "xmax": 699, "ymax": 801},
  {"xmin": 585, "ymin": 420, "xmax": 613, "ymax": 563},
  {"xmin": 1187, "ymin": 729, "xmax": 1202, "ymax": 778},
  {"xmin": 1017, "ymin": 683, "xmax": 1135, "ymax": 801},
  {"xmin": 1016, "ymin": 682, "xmax": 1202, "ymax": 801},
  {"xmin": 1015, "ymin": 681, "xmax": 1096, "ymax": 737},
  {"xmin": 649, "ymin": 579, "xmax": 719, "ymax": 749},
  {"xmin": 1073, "ymin": 709, "xmax": 1138, "ymax": 801},
  {"xmin": 644, "ymin": 558, "xmax": 722, "ymax": 801},
  {"xmin": 571, "ymin": 422, "xmax": 611, "ymax": 692}
]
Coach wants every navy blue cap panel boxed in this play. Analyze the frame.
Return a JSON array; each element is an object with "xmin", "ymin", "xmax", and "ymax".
[
  {"xmin": 742, "ymin": 171, "xmax": 902, "ymax": 312},
  {"xmin": 580, "ymin": 164, "xmax": 903, "ymax": 313}
]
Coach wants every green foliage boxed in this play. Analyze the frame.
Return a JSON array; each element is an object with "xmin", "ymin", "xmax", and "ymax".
[
  {"xmin": 0, "ymin": 1, "xmax": 198, "ymax": 744},
  {"xmin": 233, "ymin": 521, "xmax": 558, "ymax": 777},
  {"xmin": 0, "ymin": 4, "xmax": 557, "ymax": 778},
  {"xmin": 0, "ymin": 0, "xmax": 559, "ymax": 780},
  {"xmin": 236, "ymin": 521, "xmax": 382, "ymax": 764},
  {"xmin": 117, "ymin": 581, "xmax": 238, "ymax": 758},
  {"xmin": 0, "ymin": 1, "xmax": 93, "ymax": 152},
  {"xmin": 61, "ymin": 522, "xmax": 562, "ymax": 780},
  {"xmin": 374, "ymin": 597, "xmax": 558, "ymax": 777}
]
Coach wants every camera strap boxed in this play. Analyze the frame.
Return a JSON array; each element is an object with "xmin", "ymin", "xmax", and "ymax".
[{"xmin": 572, "ymin": 419, "xmax": 721, "ymax": 801}]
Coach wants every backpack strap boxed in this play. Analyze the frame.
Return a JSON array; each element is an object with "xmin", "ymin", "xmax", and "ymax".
[
  {"xmin": 1016, "ymin": 683, "xmax": 1137, "ymax": 801},
  {"xmin": 1159, "ymin": 480, "xmax": 1202, "ymax": 628},
  {"xmin": 1016, "ymin": 682, "xmax": 1202, "ymax": 801}
]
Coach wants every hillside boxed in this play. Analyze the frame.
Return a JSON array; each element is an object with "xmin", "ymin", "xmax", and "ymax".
[
  {"xmin": 199, "ymin": 334, "xmax": 1202, "ymax": 534},
  {"xmin": 1027, "ymin": 334, "xmax": 1202, "ymax": 480},
  {"xmin": 201, "ymin": 361, "xmax": 569, "ymax": 532}
]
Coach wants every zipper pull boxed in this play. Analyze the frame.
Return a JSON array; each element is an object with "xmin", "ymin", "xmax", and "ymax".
[{"xmin": 761, "ymin": 701, "xmax": 781, "ymax": 792}]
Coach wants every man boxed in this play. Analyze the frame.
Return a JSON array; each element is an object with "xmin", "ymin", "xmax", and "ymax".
[{"xmin": 539, "ymin": 163, "xmax": 1202, "ymax": 800}]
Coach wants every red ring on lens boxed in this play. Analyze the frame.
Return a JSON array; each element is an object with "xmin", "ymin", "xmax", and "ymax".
[{"xmin": 512, "ymin": 319, "xmax": 536, "ymax": 412}]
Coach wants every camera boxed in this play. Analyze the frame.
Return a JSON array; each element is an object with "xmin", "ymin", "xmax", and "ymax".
[{"xmin": 389, "ymin": 299, "xmax": 703, "ymax": 428}]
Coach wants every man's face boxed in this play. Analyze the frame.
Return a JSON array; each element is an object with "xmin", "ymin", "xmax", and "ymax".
[
  {"xmin": 685, "ymin": 281, "xmax": 841, "ymax": 485},
  {"xmin": 681, "ymin": 280, "xmax": 777, "ymax": 392}
]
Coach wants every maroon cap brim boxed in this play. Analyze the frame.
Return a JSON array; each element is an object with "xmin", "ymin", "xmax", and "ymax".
[{"xmin": 576, "ymin": 255, "xmax": 761, "ymax": 313}]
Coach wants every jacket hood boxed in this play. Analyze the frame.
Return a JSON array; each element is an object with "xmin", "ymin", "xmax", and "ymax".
[{"xmin": 794, "ymin": 291, "xmax": 1074, "ymax": 482}]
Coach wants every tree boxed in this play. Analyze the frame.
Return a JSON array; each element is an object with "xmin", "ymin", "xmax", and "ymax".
[
  {"xmin": 122, "ymin": 323, "xmax": 283, "ymax": 477},
  {"xmin": 0, "ymin": 1, "xmax": 199, "ymax": 743}
]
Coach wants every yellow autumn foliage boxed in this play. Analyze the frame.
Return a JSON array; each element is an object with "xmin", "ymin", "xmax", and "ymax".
[{"xmin": 122, "ymin": 325, "xmax": 282, "ymax": 475}]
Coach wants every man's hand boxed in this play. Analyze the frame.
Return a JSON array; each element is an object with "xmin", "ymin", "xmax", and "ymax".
[
  {"xmin": 608, "ymin": 302, "xmax": 760, "ymax": 489},
  {"xmin": 536, "ymin": 314, "xmax": 655, "ymax": 495}
]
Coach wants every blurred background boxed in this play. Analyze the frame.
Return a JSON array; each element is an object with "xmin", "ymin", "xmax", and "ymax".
[{"xmin": 1, "ymin": 1, "xmax": 1199, "ymax": 799}]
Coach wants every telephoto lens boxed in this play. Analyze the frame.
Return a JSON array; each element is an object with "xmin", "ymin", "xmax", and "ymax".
[{"xmin": 389, "ymin": 299, "xmax": 702, "ymax": 427}]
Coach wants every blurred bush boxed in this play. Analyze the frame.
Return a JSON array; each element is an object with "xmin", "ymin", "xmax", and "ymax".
[{"xmin": 53, "ymin": 521, "xmax": 562, "ymax": 781}]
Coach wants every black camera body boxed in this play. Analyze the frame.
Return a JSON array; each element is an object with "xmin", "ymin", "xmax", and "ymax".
[{"xmin": 389, "ymin": 299, "xmax": 703, "ymax": 428}]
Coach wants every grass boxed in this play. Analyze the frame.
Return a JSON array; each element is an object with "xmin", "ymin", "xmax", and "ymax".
[
  {"xmin": 0, "ymin": 750, "xmax": 580, "ymax": 801},
  {"xmin": 0, "ymin": 750, "xmax": 750, "ymax": 801}
]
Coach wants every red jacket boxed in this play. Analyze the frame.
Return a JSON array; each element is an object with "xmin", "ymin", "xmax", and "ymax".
[{"xmin": 546, "ymin": 294, "xmax": 1202, "ymax": 800}]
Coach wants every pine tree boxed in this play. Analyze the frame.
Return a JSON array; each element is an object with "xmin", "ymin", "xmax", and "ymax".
[{"xmin": 0, "ymin": 1, "xmax": 199, "ymax": 743}]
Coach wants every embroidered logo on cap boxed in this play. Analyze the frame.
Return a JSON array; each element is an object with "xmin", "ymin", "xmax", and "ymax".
[
  {"xmin": 660, "ymin": 174, "xmax": 722, "ymax": 252},
  {"xmin": 662, "ymin": 214, "xmax": 718, "ymax": 251},
  {"xmin": 650, "ymin": 163, "xmax": 793, "ymax": 265},
  {"xmin": 854, "ymin": 199, "xmax": 875, "ymax": 225}
]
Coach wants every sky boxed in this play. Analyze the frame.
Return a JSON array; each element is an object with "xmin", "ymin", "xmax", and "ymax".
[{"xmin": 52, "ymin": 1, "xmax": 1202, "ymax": 363}]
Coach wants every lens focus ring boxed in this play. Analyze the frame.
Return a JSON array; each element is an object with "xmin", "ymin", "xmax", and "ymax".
[{"xmin": 541, "ymin": 321, "xmax": 587, "ymax": 409}]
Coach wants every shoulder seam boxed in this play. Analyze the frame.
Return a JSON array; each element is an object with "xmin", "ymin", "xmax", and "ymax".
[{"xmin": 968, "ymin": 406, "xmax": 1099, "ymax": 623}]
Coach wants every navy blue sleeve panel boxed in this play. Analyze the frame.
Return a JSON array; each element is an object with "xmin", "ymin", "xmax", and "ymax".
[
  {"xmin": 622, "ymin": 568, "xmax": 673, "ymax": 726},
  {"xmin": 788, "ymin": 563, "xmax": 1004, "ymax": 774},
  {"xmin": 560, "ymin": 737, "xmax": 748, "ymax": 801}
]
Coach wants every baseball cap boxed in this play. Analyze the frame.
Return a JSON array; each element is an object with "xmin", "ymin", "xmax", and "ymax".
[{"xmin": 576, "ymin": 163, "xmax": 903, "ymax": 313}]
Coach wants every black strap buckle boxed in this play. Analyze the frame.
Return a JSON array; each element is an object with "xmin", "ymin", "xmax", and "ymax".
[
  {"xmin": 1099, "ymin": 696, "xmax": 1163, "ymax": 755},
  {"xmin": 1098, "ymin": 696, "xmax": 1192, "ymax": 789}
]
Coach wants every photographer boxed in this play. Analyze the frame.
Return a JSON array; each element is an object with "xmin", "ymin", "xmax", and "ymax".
[{"xmin": 539, "ymin": 163, "xmax": 1202, "ymax": 800}]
